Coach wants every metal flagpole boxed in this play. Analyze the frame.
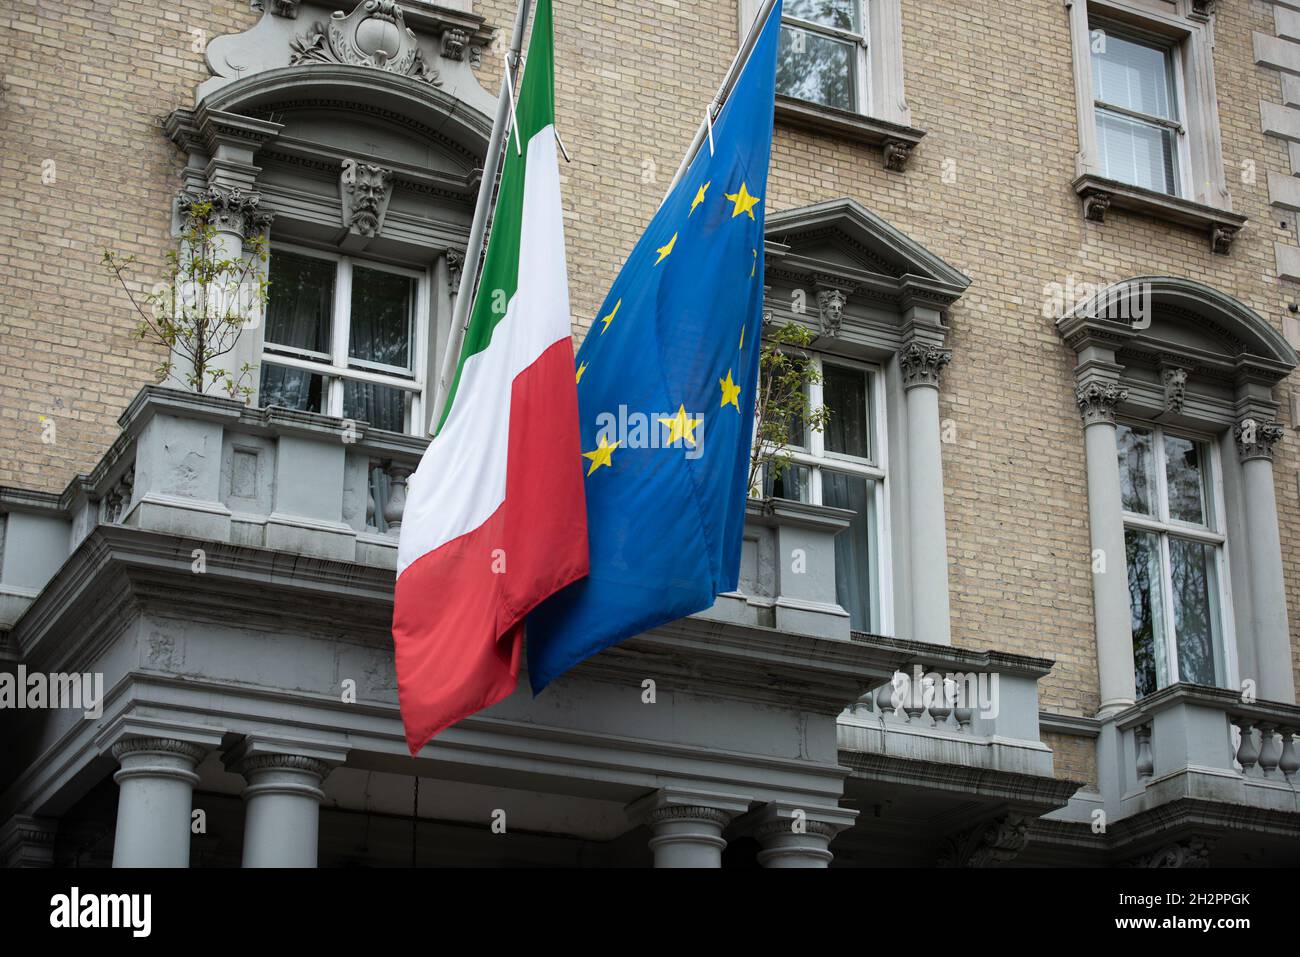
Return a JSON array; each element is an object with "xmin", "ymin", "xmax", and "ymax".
[
  {"xmin": 430, "ymin": 0, "xmax": 536, "ymax": 432},
  {"xmin": 661, "ymin": 0, "xmax": 781, "ymax": 204}
]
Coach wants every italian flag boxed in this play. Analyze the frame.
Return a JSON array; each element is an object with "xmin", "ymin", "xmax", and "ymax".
[{"xmin": 393, "ymin": 0, "xmax": 588, "ymax": 754}]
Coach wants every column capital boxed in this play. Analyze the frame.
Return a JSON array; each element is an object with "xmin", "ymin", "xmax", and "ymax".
[
  {"xmin": 626, "ymin": 787, "xmax": 750, "ymax": 825},
  {"xmin": 1233, "ymin": 418, "xmax": 1285, "ymax": 463},
  {"xmin": 899, "ymin": 340, "xmax": 951, "ymax": 390},
  {"xmin": 1075, "ymin": 380, "xmax": 1128, "ymax": 427},
  {"xmin": 734, "ymin": 803, "xmax": 856, "ymax": 868},
  {"xmin": 109, "ymin": 736, "xmax": 209, "ymax": 765},
  {"xmin": 178, "ymin": 183, "xmax": 273, "ymax": 239}
]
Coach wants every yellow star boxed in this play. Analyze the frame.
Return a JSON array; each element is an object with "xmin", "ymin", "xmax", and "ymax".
[
  {"xmin": 655, "ymin": 232, "xmax": 678, "ymax": 265},
  {"xmin": 576, "ymin": 361, "xmax": 588, "ymax": 384},
  {"xmin": 724, "ymin": 182, "xmax": 761, "ymax": 219},
  {"xmin": 659, "ymin": 404, "xmax": 703, "ymax": 447},
  {"xmin": 719, "ymin": 369, "xmax": 741, "ymax": 411},
  {"xmin": 599, "ymin": 298, "xmax": 621, "ymax": 334},
  {"xmin": 582, "ymin": 435, "xmax": 620, "ymax": 476},
  {"xmin": 690, "ymin": 181, "xmax": 710, "ymax": 216}
]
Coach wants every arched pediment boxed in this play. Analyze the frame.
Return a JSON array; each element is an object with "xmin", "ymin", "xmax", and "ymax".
[
  {"xmin": 199, "ymin": 65, "xmax": 491, "ymax": 174},
  {"xmin": 1057, "ymin": 276, "xmax": 1298, "ymax": 383}
]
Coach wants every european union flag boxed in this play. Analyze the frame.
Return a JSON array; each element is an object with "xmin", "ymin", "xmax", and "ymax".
[{"xmin": 525, "ymin": 0, "xmax": 783, "ymax": 691}]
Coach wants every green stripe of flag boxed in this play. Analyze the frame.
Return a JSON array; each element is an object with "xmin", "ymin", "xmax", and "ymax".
[{"xmin": 437, "ymin": 0, "xmax": 557, "ymax": 433}]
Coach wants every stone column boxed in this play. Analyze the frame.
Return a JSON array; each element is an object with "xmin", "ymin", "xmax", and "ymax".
[
  {"xmin": 109, "ymin": 737, "xmax": 208, "ymax": 868},
  {"xmin": 739, "ymin": 804, "xmax": 854, "ymax": 868},
  {"xmin": 1077, "ymin": 381, "xmax": 1137, "ymax": 716},
  {"xmin": 1234, "ymin": 419, "xmax": 1294, "ymax": 704},
  {"xmin": 627, "ymin": 790, "xmax": 749, "ymax": 868},
  {"xmin": 226, "ymin": 749, "xmax": 336, "ymax": 868},
  {"xmin": 899, "ymin": 339, "xmax": 953, "ymax": 645}
]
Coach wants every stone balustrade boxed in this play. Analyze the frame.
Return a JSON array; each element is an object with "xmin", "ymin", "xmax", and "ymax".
[
  {"xmin": 1108, "ymin": 683, "xmax": 1300, "ymax": 816},
  {"xmin": 0, "ymin": 386, "xmax": 856, "ymax": 642}
]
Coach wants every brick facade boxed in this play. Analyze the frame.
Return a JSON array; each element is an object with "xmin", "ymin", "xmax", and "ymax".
[{"xmin": 1, "ymin": 0, "xmax": 1296, "ymax": 732}]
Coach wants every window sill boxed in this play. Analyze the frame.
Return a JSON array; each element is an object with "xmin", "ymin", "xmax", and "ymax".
[
  {"xmin": 775, "ymin": 94, "xmax": 926, "ymax": 171},
  {"xmin": 1072, "ymin": 174, "xmax": 1247, "ymax": 254}
]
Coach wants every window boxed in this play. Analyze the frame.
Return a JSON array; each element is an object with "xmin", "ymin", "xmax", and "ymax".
[
  {"xmin": 776, "ymin": 0, "xmax": 869, "ymax": 113},
  {"xmin": 761, "ymin": 357, "xmax": 887, "ymax": 633},
  {"xmin": 1117, "ymin": 422, "xmax": 1229, "ymax": 696},
  {"xmin": 259, "ymin": 245, "xmax": 427, "ymax": 435},
  {"xmin": 1090, "ymin": 23, "xmax": 1185, "ymax": 196}
]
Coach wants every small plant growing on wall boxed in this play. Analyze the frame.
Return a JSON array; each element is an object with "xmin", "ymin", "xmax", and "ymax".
[
  {"xmin": 749, "ymin": 320, "xmax": 830, "ymax": 497},
  {"xmin": 103, "ymin": 195, "xmax": 269, "ymax": 400}
]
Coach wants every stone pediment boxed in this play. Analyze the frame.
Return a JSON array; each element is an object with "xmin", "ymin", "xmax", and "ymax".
[{"xmin": 765, "ymin": 198, "xmax": 970, "ymax": 313}]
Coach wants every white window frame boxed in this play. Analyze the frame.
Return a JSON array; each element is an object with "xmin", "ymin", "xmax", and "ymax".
[
  {"xmin": 1089, "ymin": 18, "xmax": 1193, "ymax": 200},
  {"xmin": 261, "ymin": 242, "xmax": 430, "ymax": 436},
  {"xmin": 779, "ymin": 0, "xmax": 872, "ymax": 115},
  {"xmin": 1118, "ymin": 419, "xmax": 1238, "ymax": 692},
  {"xmin": 1065, "ymin": 0, "xmax": 1232, "ymax": 211},
  {"xmin": 756, "ymin": 353, "xmax": 894, "ymax": 635}
]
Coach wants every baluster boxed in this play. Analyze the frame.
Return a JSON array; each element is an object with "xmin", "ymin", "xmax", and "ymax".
[
  {"xmin": 930, "ymin": 676, "xmax": 954, "ymax": 729},
  {"xmin": 1279, "ymin": 728, "xmax": 1299, "ymax": 782},
  {"xmin": 366, "ymin": 461, "xmax": 379, "ymax": 531},
  {"xmin": 1257, "ymin": 723, "xmax": 1282, "ymax": 777},
  {"xmin": 1134, "ymin": 723, "xmax": 1154, "ymax": 782},
  {"xmin": 1233, "ymin": 718, "xmax": 1260, "ymax": 775},
  {"xmin": 383, "ymin": 463, "xmax": 412, "ymax": 533}
]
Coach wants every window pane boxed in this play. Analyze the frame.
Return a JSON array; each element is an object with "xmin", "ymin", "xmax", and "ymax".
[
  {"xmin": 786, "ymin": 0, "xmax": 861, "ymax": 32},
  {"xmin": 777, "ymin": 26, "xmax": 856, "ymax": 111},
  {"xmin": 823, "ymin": 364, "xmax": 870, "ymax": 459},
  {"xmin": 349, "ymin": 266, "xmax": 414, "ymax": 371},
  {"xmin": 1126, "ymin": 528, "xmax": 1168, "ymax": 698},
  {"xmin": 763, "ymin": 463, "xmax": 812, "ymax": 503},
  {"xmin": 1169, "ymin": 537, "xmax": 1221, "ymax": 686},
  {"xmin": 344, "ymin": 380, "xmax": 407, "ymax": 433},
  {"xmin": 1116, "ymin": 423, "xmax": 1156, "ymax": 515},
  {"xmin": 265, "ymin": 251, "xmax": 334, "ymax": 354},
  {"xmin": 259, "ymin": 363, "xmax": 324, "ymax": 413},
  {"xmin": 1163, "ymin": 434, "xmax": 1207, "ymax": 526},
  {"xmin": 1095, "ymin": 109, "xmax": 1178, "ymax": 195},
  {"xmin": 822, "ymin": 471, "xmax": 878, "ymax": 633},
  {"xmin": 1091, "ymin": 30, "xmax": 1174, "ymax": 119}
]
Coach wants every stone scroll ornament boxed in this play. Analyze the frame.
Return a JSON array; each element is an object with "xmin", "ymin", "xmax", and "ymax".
[{"xmin": 290, "ymin": 0, "xmax": 441, "ymax": 85}]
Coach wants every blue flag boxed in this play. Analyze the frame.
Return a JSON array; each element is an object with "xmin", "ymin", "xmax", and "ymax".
[{"xmin": 525, "ymin": 0, "xmax": 783, "ymax": 691}]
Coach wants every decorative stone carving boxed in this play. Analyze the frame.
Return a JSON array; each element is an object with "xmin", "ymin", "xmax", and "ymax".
[
  {"xmin": 938, "ymin": 813, "xmax": 1030, "ymax": 867},
  {"xmin": 110, "ymin": 736, "xmax": 209, "ymax": 765},
  {"xmin": 1160, "ymin": 365, "xmax": 1188, "ymax": 415},
  {"xmin": 645, "ymin": 805, "xmax": 733, "ymax": 828},
  {"xmin": 178, "ymin": 184, "xmax": 273, "ymax": 239},
  {"xmin": 1082, "ymin": 189, "xmax": 1111, "ymax": 222},
  {"xmin": 270, "ymin": 0, "xmax": 301, "ymax": 17},
  {"xmin": 233, "ymin": 752, "xmax": 333, "ymax": 780},
  {"xmin": 1190, "ymin": 0, "xmax": 1216, "ymax": 20},
  {"xmin": 898, "ymin": 341, "xmax": 951, "ymax": 389},
  {"xmin": 446, "ymin": 248, "xmax": 464, "ymax": 288},
  {"xmin": 290, "ymin": 0, "xmax": 442, "ymax": 86},
  {"xmin": 1210, "ymin": 223, "xmax": 1238, "ymax": 255},
  {"xmin": 882, "ymin": 139, "xmax": 913, "ymax": 172},
  {"xmin": 1075, "ymin": 381, "xmax": 1128, "ymax": 427},
  {"xmin": 441, "ymin": 27, "xmax": 468, "ymax": 61},
  {"xmin": 1123, "ymin": 838, "xmax": 1214, "ymax": 868},
  {"xmin": 1233, "ymin": 418, "xmax": 1285, "ymax": 462},
  {"xmin": 816, "ymin": 288, "xmax": 847, "ymax": 338},
  {"xmin": 340, "ymin": 158, "xmax": 394, "ymax": 238}
]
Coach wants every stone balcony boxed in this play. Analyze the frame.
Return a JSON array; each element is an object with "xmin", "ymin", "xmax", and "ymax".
[{"xmin": 0, "ymin": 386, "xmax": 1074, "ymax": 867}]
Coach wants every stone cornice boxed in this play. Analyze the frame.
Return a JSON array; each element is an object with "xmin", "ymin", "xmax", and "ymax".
[{"xmin": 840, "ymin": 750, "xmax": 1082, "ymax": 812}]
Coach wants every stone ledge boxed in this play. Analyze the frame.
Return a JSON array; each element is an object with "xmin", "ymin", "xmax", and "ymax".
[
  {"xmin": 774, "ymin": 95, "xmax": 925, "ymax": 172},
  {"xmin": 1072, "ymin": 174, "xmax": 1246, "ymax": 253}
]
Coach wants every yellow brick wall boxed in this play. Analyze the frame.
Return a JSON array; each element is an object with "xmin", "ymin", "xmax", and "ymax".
[
  {"xmin": 1, "ymin": 0, "xmax": 1296, "ymax": 715},
  {"xmin": 1042, "ymin": 730, "xmax": 1098, "ymax": 790}
]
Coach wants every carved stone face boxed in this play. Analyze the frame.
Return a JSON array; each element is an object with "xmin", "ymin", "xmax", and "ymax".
[
  {"xmin": 342, "ymin": 160, "xmax": 392, "ymax": 238},
  {"xmin": 817, "ymin": 289, "xmax": 847, "ymax": 337}
]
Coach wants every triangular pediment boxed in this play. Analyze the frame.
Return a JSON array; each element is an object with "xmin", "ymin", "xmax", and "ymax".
[{"xmin": 765, "ymin": 198, "xmax": 970, "ymax": 307}]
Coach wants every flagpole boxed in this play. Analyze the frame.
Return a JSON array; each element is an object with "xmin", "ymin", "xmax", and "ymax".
[
  {"xmin": 661, "ymin": 0, "xmax": 781, "ymax": 204},
  {"xmin": 431, "ymin": 0, "xmax": 536, "ymax": 432}
]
